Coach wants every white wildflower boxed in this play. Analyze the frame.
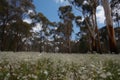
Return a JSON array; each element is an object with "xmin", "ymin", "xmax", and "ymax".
[
  {"xmin": 31, "ymin": 74, "xmax": 38, "ymax": 79},
  {"xmin": 22, "ymin": 76, "xmax": 28, "ymax": 79},
  {"xmin": 0, "ymin": 66, "xmax": 2, "ymax": 70},
  {"xmin": 62, "ymin": 68, "xmax": 66, "ymax": 72},
  {"xmin": 106, "ymin": 72, "xmax": 112, "ymax": 76},
  {"xmin": 78, "ymin": 70, "xmax": 82, "ymax": 74},
  {"xmin": 88, "ymin": 78, "xmax": 92, "ymax": 80},
  {"xmin": 13, "ymin": 73, "xmax": 17, "ymax": 76},
  {"xmin": 6, "ymin": 73, "xmax": 10, "ymax": 77},
  {"xmin": 28, "ymin": 74, "xmax": 31, "ymax": 77},
  {"xmin": 68, "ymin": 72, "xmax": 74, "ymax": 80},
  {"xmin": 118, "ymin": 73, "xmax": 120, "ymax": 75},
  {"xmin": 4, "ymin": 64, "xmax": 10, "ymax": 69},
  {"xmin": 117, "ymin": 69, "xmax": 120, "ymax": 72},
  {"xmin": 100, "ymin": 73, "xmax": 107, "ymax": 79},
  {"xmin": 4, "ymin": 73, "xmax": 10, "ymax": 80},
  {"xmin": 44, "ymin": 70, "xmax": 48, "ymax": 75},
  {"xmin": 81, "ymin": 74, "xmax": 87, "ymax": 80},
  {"xmin": 90, "ymin": 64, "xmax": 96, "ymax": 68},
  {"xmin": 24, "ymin": 58, "xmax": 29, "ymax": 61},
  {"xmin": 96, "ymin": 70, "xmax": 102, "ymax": 74},
  {"xmin": 38, "ymin": 54, "xmax": 42, "ymax": 56},
  {"xmin": 17, "ymin": 76, "xmax": 20, "ymax": 79},
  {"xmin": 81, "ymin": 66, "xmax": 86, "ymax": 70},
  {"xmin": 27, "ymin": 74, "xmax": 38, "ymax": 79}
]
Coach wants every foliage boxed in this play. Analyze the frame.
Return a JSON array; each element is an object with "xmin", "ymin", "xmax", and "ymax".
[{"xmin": 110, "ymin": 0, "xmax": 120, "ymax": 27}]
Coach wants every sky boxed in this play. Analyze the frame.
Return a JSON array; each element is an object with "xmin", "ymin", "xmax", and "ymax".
[
  {"xmin": 33, "ymin": 0, "xmax": 105, "ymax": 25},
  {"xmin": 33, "ymin": 0, "xmax": 69, "ymax": 22},
  {"xmin": 28, "ymin": 0, "xmax": 106, "ymax": 40}
]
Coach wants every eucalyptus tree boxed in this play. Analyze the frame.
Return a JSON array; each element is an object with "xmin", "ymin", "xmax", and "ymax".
[
  {"xmin": 68, "ymin": 0, "xmax": 102, "ymax": 53},
  {"xmin": 48, "ymin": 22, "xmax": 64, "ymax": 53},
  {"xmin": 55, "ymin": 22, "xmax": 69, "ymax": 53},
  {"xmin": 34, "ymin": 12, "xmax": 52, "ymax": 52},
  {"xmin": 0, "ymin": 0, "xmax": 9, "ymax": 51},
  {"xmin": 87, "ymin": 0, "xmax": 101, "ymax": 53},
  {"xmin": 58, "ymin": 5, "xmax": 74, "ymax": 53},
  {"xmin": 0, "ymin": 0, "xmax": 35, "ymax": 51},
  {"xmin": 99, "ymin": 26, "xmax": 109, "ymax": 52},
  {"xmin": 75, "ymin": 16, "xmax": 92, "ymax": 52},
  {"xmin": 10, "ymin": 21, "xmax": 32, "ymax": 51},
  {"xmin": 102, "ymin": 0, "xmax": 118, "ymax": 53}
]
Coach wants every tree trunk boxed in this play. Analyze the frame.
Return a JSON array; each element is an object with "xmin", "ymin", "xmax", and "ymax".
[
  {"xmin": 68, "ymin": 22, "xmax": 71, "ymax": 53},
  {"xmin": 95, "ymin": 26, "xmax": 102, "ymax": 53},
  {"xmin": 102, "ymin": 0, "xmax": 118, "ymax": 53},
  {"xmin": 94, "ymin": 10, "xmax": 102, "ymax": 53},
  {"xmin": 85, "ymin": 10, "xmax": 101, "ymax": 53},
  {"xmin": 1, "ymin": 24, "xmax": 6, "ymax": 51},
  {"xmin": 91, "ymin": 14, "xmax": 97, "ymax": 52},
  {"xmin": 91, "ymin": 37, "xmax": 97, "ymax": 52}
]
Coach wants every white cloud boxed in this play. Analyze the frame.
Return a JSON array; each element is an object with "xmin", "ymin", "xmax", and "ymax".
[
  {"xmin": 83, "ymin": 0, "xmax": 89, "ymax": 5},
  {"xmin": 96, "ymin": 6, "xmax": 105, "ymax": 24},
  {"xmin": 23, "ymin": 18, "xmax": 32, "ymax": 24},
  {"xmin": 54, "ymin": 0, "xmax": 69, "ymax": 5},
  {"xmin": 28, "ymin": 10, "xmax": 34, "ymax": 14},
  {"xmin": 54, "ymin": 0, "xmax": 64, "ymax": 3},
  {"xmin": 33, "ymin": 23, "xmax": 42, "ymax": 32}
]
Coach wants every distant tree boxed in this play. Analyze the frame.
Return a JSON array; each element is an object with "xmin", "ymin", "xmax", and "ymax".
[
  {"xmin": 75, "ymin": 16, "xmax": 91, "ymax": 52},
  {"xmin": 0, "ymin": 0, "xmax": 9, "ymax": 51},
  {"xmin": 49, "ymin": 22, "xmax": 64, "ymax": 53},
  {"xmin": 58, "ymin": 5, "xmax": 74, "ymax": 53},
  {"xmin": 10, "ymin": 21, "xmax": 32, "ymax": 51},
  {"xmin": 115, "ymin": 27, "xmax": 120, "ymax": 52},
  {"xmin": 0, "ymin": 0, "xmax": 35, "ymax": 51},
  {"xmin": 33, "ymin": 12, "xmax": 53, "ymax": 52},
  {"xmin": 99, "ymin": 26, "xmax": 109, "ymax": 52}
]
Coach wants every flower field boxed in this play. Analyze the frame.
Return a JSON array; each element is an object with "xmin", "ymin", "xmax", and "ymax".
[{"xmin": 0, "ymin": 52, "xmax": 120, "ymax": 80}]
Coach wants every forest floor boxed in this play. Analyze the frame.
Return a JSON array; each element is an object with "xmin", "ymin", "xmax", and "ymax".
[{"xmin": 0, "ymin": 52, "xmax": 120, "ymax": 80}]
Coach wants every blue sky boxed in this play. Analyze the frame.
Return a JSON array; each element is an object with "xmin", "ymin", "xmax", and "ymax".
[
  {"xmin": 32, "ymin": 0, "xmax": 105, "ymax": 40},
  {"xmin": 33, "ymin": 0, "xmax": 62, "ymax": 22}
]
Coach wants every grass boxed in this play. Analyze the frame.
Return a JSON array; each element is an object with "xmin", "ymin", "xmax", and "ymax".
[{"xmin": 0, "ymin": 52, "xmax": 120, "ymax": 80}]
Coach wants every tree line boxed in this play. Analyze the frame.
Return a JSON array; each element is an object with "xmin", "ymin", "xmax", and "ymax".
[{"xmin": 0, "ymin": 0, "xmax": 120, "ymax": 53}]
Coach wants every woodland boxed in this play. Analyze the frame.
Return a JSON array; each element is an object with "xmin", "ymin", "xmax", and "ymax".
[{"xmin": 0, "ymin": 0, "xmax": 120, "ymax": 53}]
